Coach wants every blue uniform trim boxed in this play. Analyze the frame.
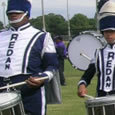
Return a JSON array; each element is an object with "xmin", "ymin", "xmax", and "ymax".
[
  {"xmin": 101, "ymin": 49, "xmax": 105, "ymax": 90},
  {"xmin": 20, "ymin": 25, "xmax": 31, "ymax": 31},
  {"xmin": 42, "ymin": 53, "xmax": 58, "ymax": 71},
  {"xmin": 113, "ymin": 67, "xmax": 115, "ymax": 89},
  {"xmin": 100, "ymin": 16, "xmax": 115, "ymax": 31},
  {"xmin": 22, "ymin": 31, "xmax": 43, "ymax": 73},
  {"xmin": 25, "ymin": 32, "xmax": 47, "ymax": 74}
]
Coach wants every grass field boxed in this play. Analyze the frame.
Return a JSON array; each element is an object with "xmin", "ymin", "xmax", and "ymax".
[{"xmin": 47, "ymin": 60, "xmax": 97, "ymax": 115}]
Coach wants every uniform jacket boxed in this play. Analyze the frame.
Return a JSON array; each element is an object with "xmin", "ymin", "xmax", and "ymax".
[{"xmin": 78, "ymin": 44, "xmax": 115, "ymax": 93}]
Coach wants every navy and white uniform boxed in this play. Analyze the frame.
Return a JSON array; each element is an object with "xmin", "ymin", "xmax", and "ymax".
[
  {"xmin": 0, "ymin": 23, "xmax": 58, "ymax": 115},
  {"xmin": 78, "ymin": 44, "xmax": 115, "ymax": 97}
]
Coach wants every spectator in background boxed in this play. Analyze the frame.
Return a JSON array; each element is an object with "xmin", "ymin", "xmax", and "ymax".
[{"xmin": 54, "ymin": 36, "xmax": 67, "ymax": 86}]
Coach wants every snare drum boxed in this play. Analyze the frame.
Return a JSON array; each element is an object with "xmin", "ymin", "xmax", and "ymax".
[
  {"xmin": 67, "ymin": 31, "xmax": 106, "ymax": 71},
  {"xmin": 0, "ymin": 92, "xmax": 25, "ymax": 115},
  {"xmin": 85, "ymin": 95, "xmax": 115, "ymax": 115}
]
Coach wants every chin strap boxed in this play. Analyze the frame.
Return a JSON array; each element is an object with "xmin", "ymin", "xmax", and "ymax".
[{"xmin": 9, "ymin": 12, "xmax": 28, "ymax": 24}]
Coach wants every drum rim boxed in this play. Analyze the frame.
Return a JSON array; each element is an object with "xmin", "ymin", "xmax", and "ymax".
[
  {"xmin": 67, "ymin": 40, "xmax": 84, "ymax": 71},
  {"xmin": 85, "ymin": 95, "xmax": 115, "ymax": 107},
  {"xmin": 0, "ymin": 92, "xmax": 21, "ymax": 110},
  {"xmin": 86, "ymin": 100, "xmax": 115, "ymax": 107}
]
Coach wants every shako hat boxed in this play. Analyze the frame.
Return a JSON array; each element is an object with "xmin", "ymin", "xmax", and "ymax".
[
  {"xmin": 99, "ymin": 1, "xmax": 115, "ymax": 31},
  {"xmin": 6, "ymin": 0, "xmax": 32, "ymax": 17}
]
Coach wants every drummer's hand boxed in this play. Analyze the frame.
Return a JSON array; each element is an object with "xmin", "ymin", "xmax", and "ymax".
[
  {"xmin": 26, "ymin": 76, "xmax": 45, "ymax": 88},
  {"xmin": 77, "ymin": 84, "xmax": 87, "ymax": 98}
]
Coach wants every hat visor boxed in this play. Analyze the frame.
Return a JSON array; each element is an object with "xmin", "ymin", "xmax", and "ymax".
[
  {"xmin": 7, "ymin": 10, "xmax": 24, "ymax": 14},
  {"xmin": 101, "ymin": 28, "xmax": 115, "ymax": 31}
]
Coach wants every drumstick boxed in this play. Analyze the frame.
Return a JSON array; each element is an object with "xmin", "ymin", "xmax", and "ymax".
[
  {"xmin": 84, "ymin": 94, "xmax": 94, "ymax": 99},
  {"xmin": 80, "ymin": 53, "xmax": 91, "ymax": 61},
  {"xmin": 0, "ymin": 76, "xmax": 49, "ymax": 90}
]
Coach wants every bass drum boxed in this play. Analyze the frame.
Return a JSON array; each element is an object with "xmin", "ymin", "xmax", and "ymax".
[{"xmin": 67, "ymin": 31, "xmax": 106, "ymax": 71}]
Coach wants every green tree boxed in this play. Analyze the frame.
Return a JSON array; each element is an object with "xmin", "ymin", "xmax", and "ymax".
[
  {"xmin": 45, "ymin": 13, "xmax": 67, "ymax": 36},
  {"xmin": 70, "ymin": 13, "xmax": 96, "ymax": 36},
  {"xmin": 30, "ymin": 16, "xmax": 43, "ymax": 30},
  {"xmin": 30, "ymin": 13, "xmax": 67, "ymax": 37},
  {"xmin": 30, "ymin": 13, "xmax": 97, "ymax": 38},
  {"xmin": 89, "ymin": 18, "xmax": 97, "ymax": 29}
]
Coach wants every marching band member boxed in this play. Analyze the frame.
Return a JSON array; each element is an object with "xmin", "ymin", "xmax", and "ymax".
[
  {"xmin": 78, "ymin": 1, "xmax": 115, "ymax": 97},
  {"xmin": 0, "ymin": 0, "xmax": 58, "ymax": 115},
  {"xmin": 54, "ymin": 36, "xmax": 67, "ymax": 86}
]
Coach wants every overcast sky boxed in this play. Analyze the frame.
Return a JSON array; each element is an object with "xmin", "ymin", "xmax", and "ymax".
[{"xmin": 0, "ymin": 0, "xmax": 114, "ymax": 25}]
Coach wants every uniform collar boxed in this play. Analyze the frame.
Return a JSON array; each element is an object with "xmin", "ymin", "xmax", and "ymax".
[
  {"xmin": 107, "ymin": 44, "xmax": 115, "ymax": 49},
  {"xmin": 10, "ymin": 23, "xmax": 31, "ymax": 31}
]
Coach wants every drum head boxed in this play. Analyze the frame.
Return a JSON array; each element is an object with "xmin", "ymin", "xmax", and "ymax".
[
  {"xmin": 0, "ymin": 92, "xmax": 21, "ymax": 110},
  {"xmin": 67, "ymin": 33, "xmax": 103, "ymax": 71}
]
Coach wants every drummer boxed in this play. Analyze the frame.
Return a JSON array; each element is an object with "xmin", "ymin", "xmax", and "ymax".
[
  {"xmin": 0, "ymin": 0, "xmax": 58, "ymax": 115},
  {"xmin": 78, "ymin": 1, "xmax": 115, "ymax": 97}
]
